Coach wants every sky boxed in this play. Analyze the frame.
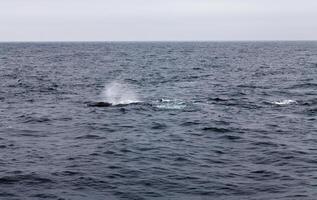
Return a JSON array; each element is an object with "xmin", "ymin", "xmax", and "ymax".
[{"xmin": 0, "ymin": 0, "xmax": 316, "ymax": 41}]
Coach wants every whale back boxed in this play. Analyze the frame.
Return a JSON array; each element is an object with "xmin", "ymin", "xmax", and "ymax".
[{"xmin": 87, "ymin": 102, "xmax": 112, "ymax": 107}]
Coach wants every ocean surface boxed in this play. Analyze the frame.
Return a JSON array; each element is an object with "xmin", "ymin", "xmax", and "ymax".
[{"xmin": 0, "ymin": 42, "xmax": 316, "ymax": 200}]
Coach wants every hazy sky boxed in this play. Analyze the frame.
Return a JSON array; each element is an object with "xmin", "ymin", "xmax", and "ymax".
[{"xmin": 0, "ymin": 0, "xmax": 316, "ymax": 41}]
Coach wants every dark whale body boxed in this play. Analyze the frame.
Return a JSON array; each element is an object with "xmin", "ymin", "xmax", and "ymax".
[
  {"xmin": 87, "ymin": 102, "xmax": 112, "ymax": 107},
  {"xmin": 87, "ymin": 101, "xmax": 146, "ymax": 108}
]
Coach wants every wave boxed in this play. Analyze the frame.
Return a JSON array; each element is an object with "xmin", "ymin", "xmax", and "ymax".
[{"xmin": 0, "ymin": 174, "xmax": 54, "ymax": 184}]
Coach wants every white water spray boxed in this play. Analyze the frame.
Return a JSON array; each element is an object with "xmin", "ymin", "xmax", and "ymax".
[
  {"xmin": 101, "ymin": 81, "xmax": 140, "ymax": 105},
  {"xmin": 272, "ymin": 99, "xmax": 297, "ymax": 105}
]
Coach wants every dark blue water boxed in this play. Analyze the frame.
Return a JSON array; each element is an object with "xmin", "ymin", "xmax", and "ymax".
[{"xmin": 0, "ymin": 42, "xmax": 317, "ymax": 200}]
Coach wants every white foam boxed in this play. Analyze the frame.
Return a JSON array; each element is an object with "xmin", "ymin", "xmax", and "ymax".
[
  {"xmin": 155, "ymin": 99, "xmax": 186, "ymax": 110},
  {"xmin": 160, "ymin": 98, "xmax": 172, "ymax": 102},
  {"xmin": 101, "ymin": 81, "xmax": 140, "ymax": 105},
  {"xmin": 156, "ymin": 104, "xmax": 186, "ymax": 110},
  {"xmin": 272, "ymin": 99, "xmax": 297, "ymax": 105}
]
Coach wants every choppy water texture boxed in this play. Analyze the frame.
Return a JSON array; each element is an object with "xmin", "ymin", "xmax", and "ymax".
[{"xmin": 0, "ymin": 42, "xmax": 317, "ymax": 200}]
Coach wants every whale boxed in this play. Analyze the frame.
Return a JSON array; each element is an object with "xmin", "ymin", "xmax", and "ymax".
[
  {"xmin": 87, "ymin": 101, "xmax": 146, "ymax": 108},
  {"xmin": 87, "ymin": 102, "xmax": 112, "ymax": 107}
]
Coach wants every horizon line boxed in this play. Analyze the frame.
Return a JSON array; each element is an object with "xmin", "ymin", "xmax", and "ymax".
[{"xmin": 0, "ymin": 39, "xmax": 316, "ymax": 43}]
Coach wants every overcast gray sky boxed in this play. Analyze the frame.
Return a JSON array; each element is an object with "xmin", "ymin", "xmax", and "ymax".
[{"xmin": 0, "ymin": 0, "xmax": 316, "ymax": 41}]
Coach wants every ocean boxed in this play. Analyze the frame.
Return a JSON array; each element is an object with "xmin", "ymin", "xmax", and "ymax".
[{"xmin": 0, "ymin": 42, "xmax": 316, "ymax": 199}]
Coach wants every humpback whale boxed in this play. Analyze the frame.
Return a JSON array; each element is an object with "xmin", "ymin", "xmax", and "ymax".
[
  {"xmin": 87, "ymin": 102, "xmax": 112, "ymax": 107},
  {"xmin": 87, "ymin": 101, "xmax": 144, "ymax": 108}
]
